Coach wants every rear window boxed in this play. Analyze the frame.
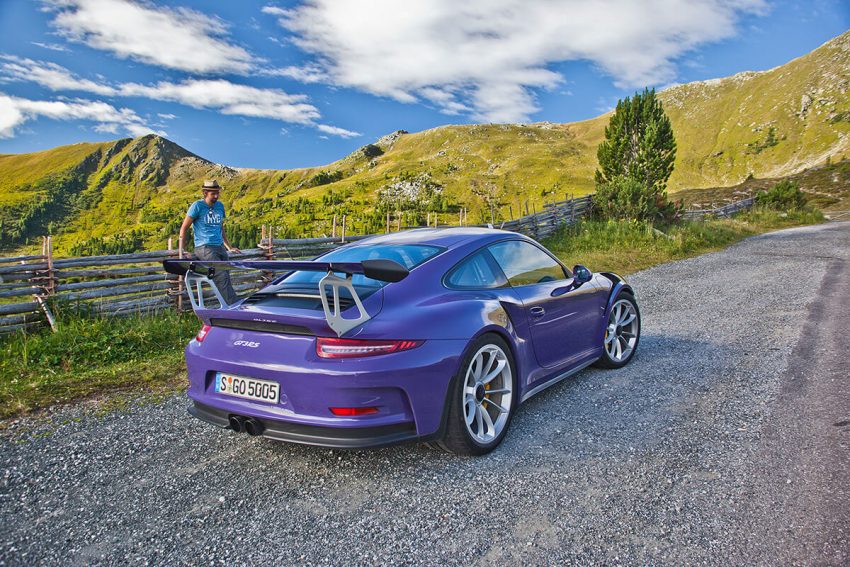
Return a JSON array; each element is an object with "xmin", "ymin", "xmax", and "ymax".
[
  {"xmin": 247, "ymin": 243, "xmax": 443, "ymax": 309},
  {"xmin": 277, "ymin": 243, "xmax": 442, "ymax": 290}
]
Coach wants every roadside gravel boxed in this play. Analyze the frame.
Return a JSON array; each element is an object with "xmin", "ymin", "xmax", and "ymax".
[{"xmin": 2, "ymin": 221, "xmax": 849, "ymax": 566}]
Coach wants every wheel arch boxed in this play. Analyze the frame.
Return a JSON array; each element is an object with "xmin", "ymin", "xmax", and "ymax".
[{"xmin": 599, "ymin": 272, "xmax": 636, "ymax": 320}]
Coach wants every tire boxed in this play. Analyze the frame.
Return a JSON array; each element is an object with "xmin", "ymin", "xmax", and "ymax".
[
  {"xmin": 438, "ymin": 334, "xmax": 517, "ymax": 456},
  {"xmin": 594, "ymin": 291, "xmax": 641, "ymax": 369}
]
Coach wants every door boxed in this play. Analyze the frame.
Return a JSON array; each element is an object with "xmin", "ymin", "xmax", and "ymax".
[{"xmin": 488, "ymin": 240, "xmax": 602, "ymax": 368}]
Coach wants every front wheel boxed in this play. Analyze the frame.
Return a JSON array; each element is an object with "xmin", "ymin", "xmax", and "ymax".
[
  {"xmin": 594, "ymin": 292, "xmax": 641, "ymax": 368},
  {"xmin": 438, "ymin": 334, "xmax": 516, "ymax": 456}
]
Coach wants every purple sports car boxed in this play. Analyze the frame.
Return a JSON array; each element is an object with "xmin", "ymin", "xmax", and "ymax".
[{"xmin": 163, "ymin": 228, "xmax": 640, "ymax": 455}]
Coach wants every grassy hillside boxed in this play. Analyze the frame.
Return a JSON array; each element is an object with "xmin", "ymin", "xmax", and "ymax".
[
  {"xmin": 660, "ymin": 31, "xmax": 850, "ymax": 189},
  {"xmin": 1, "ymin": 31, "xmax": 848, "ymax": 255},
  {"xmin": 674, "ymin": 158, "xmax": 850, "ymax": 212}
]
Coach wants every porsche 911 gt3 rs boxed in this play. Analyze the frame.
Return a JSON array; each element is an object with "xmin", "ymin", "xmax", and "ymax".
[{"xmin": 163, "ymin": 228, "xmax": 640, "ymax": 455}]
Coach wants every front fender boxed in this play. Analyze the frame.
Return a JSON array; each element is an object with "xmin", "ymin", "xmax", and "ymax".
[{"xmin": 599, "ymin": 272, "xmax": 636, "ymax": 320}]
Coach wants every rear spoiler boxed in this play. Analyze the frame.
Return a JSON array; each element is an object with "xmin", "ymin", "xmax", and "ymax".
[{"xmin": 162, "ymin": 259, "xmax": 409, "ymax": 336}]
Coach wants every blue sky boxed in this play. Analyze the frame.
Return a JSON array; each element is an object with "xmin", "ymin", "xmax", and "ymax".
[{"xmin": 0, "ymin": 0, "xmax": 847, "ymax": 170}]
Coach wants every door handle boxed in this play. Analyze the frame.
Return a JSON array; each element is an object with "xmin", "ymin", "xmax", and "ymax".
[{"xmin": 529, "ymin": 306, "xmax": 545, "ymax": 317}]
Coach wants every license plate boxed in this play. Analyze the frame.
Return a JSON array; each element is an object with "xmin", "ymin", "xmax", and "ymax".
[{"xmin": 215, "ymin": 372, "xmax": 280, "ymax": 404}]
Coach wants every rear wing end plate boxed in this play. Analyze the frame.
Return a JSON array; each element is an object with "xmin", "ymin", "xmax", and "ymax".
[{"xmin": 163, "ymin": 259, "xmax": 408, "ymax": 337}]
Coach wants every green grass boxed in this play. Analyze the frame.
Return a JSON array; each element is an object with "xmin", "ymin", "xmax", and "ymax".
[
  {"xmin": 542, "ymin": 208, "xmax": 825, "ymax": 275},
  {"xmin": 0, "ymin": 207, "xmax": 826, "ymax": 421},
  {"xmin": 0, "ymin": 309, "xmax": 199, "ymax": 420}
]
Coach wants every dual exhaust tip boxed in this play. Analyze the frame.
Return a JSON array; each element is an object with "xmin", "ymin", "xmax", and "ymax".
[{"xmin": 228, "ymin": 415, "xmax": 265, "ymax": 436}]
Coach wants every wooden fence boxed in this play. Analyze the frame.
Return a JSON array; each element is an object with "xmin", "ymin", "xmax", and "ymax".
[
  {"xmin": 680, "ymin": 197, "xmax": 755, "ymax": 220},
  {"xmin": 0, "ymin": 193, "xmax": 753, "ymax": 334}
]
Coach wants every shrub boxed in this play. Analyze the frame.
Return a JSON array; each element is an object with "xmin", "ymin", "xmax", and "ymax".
[
  {"xmin": 309, "ymin": 170, "xmax": 344, "ymax": 187},
  {"xmin": 746, "ymin": 126, "xmax": 779, "ymax": 154},
  {"xmin": 755, "ymin": 180, "xmax": 806, "ymax": 210},
  {"xmin": 361, "ymin": 144, "xmax": 383, "ymax": 158},
  {"xmin": 592, "ymin": 176, "xmax": 680, "ymax": 222}
]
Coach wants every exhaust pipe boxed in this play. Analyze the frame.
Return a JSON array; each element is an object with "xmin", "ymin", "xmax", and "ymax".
[
  {"xmin": 228, "ymin": 415, "xmax": 246, "ymax": 432},
  {"xmin": 244, "ymin": 418, "xmax": 265, "ymax": 436}
]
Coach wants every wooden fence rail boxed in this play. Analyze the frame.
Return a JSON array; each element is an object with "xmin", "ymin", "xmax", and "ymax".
[{"xmin": 0, "ymin": 193, "xmax": 753, "ymax": 334}]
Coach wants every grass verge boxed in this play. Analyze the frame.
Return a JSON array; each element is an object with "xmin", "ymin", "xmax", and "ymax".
[
  {"xmin": 542, "ymin": 208, "xmax": 824, "ymax": 275},
  {"xmin": 0, "ymin": 207, "xmax": 825, "ymax": 421},
  {"xmin": 0, "ymin": 309, "xmax": 198, "ymax": 420}
]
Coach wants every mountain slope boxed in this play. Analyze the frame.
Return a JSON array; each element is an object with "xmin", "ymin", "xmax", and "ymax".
[
  {"xmin": 0, "ymin": 31, "xmax": 848, "ymax": 254},
  {"xmin": 660, "ymin": 30, "xmax": 850, "ymax": 188}
]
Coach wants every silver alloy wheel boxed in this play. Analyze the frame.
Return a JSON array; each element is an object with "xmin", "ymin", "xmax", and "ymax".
[
  {"xmin": 462, "ymin": 344, "xmax": 513, "ymax": 444},
  {"xmin": 605, "ymin": 298, "xmax": 639, "ymax": 362}
]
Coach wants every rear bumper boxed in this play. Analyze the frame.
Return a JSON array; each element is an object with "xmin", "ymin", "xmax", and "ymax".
[
  {"xmin": 189, "ymin": 401, "xmax": 419, "ymax": 449},
  {"xmin": 185, "ymin": 335, "xmax": 467, "ymax": 442}
]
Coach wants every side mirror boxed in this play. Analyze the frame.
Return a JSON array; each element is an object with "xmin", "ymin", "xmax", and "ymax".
[{"xmin": 573, "ymin": 264, "xmax": 592, "ymax": 286}]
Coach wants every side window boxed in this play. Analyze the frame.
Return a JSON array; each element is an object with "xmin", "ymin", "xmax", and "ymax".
[
  {"xmin": 445, "ymin": 251, "xmax": 508, "ymax": 289},
  {"xmin": 488, "ymin": 240, "xmax": 567, "ymax": 287}
]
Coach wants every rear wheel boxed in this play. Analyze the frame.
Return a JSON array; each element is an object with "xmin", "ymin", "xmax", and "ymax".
[
  {"xmin": 438, "ymin": 334, "xmax": 516, "ymax": 456},
  {"xmin": 595, "ymin": 292, "xmax": 640, "ymax": 369}
]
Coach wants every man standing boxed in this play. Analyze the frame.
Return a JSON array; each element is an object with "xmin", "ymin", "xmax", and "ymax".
[{"xmin": 179, "ymin": 179, "xmax": 241, "ymax": 305}]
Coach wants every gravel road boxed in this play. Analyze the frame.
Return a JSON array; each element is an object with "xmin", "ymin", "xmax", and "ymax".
[{"xmin": 2, "ymin": 222, "xmax": 849, "ymax": 566}]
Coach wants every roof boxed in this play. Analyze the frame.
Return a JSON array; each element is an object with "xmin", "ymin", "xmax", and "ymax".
[{"xmin": 354, "ymin": 227, "xmax": 520, "ymax": 249}]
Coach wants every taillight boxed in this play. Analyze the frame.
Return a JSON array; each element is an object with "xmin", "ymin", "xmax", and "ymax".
[
  {"xmin": 195, "ymin": 324, "xmax": 212, "ymax": 342},
  {"xmin": 329, "ymin": 407, "xmax": 379, "ymax": 416},
  {"xmin": 316, "ymin": 338, "xmax": 423, "ymax": 358}
]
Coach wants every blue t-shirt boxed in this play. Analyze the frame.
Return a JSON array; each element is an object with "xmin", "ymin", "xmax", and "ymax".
[{"xmin": 187, "ymin": 200, "xmax": 226, "ymax": 247}]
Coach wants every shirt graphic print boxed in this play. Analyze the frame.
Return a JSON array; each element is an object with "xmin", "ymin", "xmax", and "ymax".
[{"xmin": 187, "ymin": 200, "xmax": 226, "ymax": 247}]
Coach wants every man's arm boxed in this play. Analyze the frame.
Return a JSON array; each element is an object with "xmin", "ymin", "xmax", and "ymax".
[
  {"xmin": 178, "ymin": 215, "xmax": 194, "ymax": 255},
  {"xmin": 221, "ymin": 220, "xmax": 241, "ymax": 255}
]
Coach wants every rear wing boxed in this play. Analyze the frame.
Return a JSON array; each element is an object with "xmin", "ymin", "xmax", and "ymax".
[{"xmin": 163, "ymin": 259, "xmax": 409, "ymax": 336}]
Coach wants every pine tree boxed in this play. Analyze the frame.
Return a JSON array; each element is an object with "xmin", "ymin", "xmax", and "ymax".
[
  {"xmin": 594, "ymin": 89, "xmax": 678, "ymax": 220},
  {"xmin": 596, "ymin": 88, "xmax": 676, "ymax": 191}
]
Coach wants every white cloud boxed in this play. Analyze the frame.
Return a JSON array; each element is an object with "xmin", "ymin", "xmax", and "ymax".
[
  {"xmin": 121, "ymin": 79, "xmax": 321, "ymax": 124},
  {"xmin": 261, "ymin": 6, "xmax": 289, "ymax": 17},
  {"xmin": 45, "ymin": 0, "xmax": 254, "ymax": 74},
  {"xmin": 0, "ymin": 58, "xmax": 359, "ymax": 137},
  {"xmin": 316, "ymin": 123, "xmax": 360, "ymax": 138},
  {"xmin": 1, "ymin": 55, "xmax": 116, "ymax": 95},
  {"xmin": 157, "ymin": 113, "xmax": 176, "ymax": 120},
  {"xmin": 266, "ymin": 0, "xmax": 767, "ymax": 122},
  {"xmin": 0, "ymin": 92, "xmax": 160, "ymax": 138},
  {"xmin": 262, "ymin": 64, "xmax": 328, "ymax": 83},
  {"xmin": 31, "ymin": 42, "xmax": 70, "ymax": 52}
]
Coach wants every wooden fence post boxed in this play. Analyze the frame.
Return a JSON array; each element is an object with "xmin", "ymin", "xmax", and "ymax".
[
  {"xmin": 177, "ymin": 233, "xmax": 184, "ymax": 313},
  {"xmin": 46, "ymin": 235, "xmax": 55, "ymax": 296},
  {"xmin": 531, "ymin": 204, "xmax": 539, "ymax": 239},
  {"xmin": 332, "ymin": 215, "xmax": 337, "ymax": 238},
  {"xmin": 570, "ymin": 194, "xmax": 576, "ymax": 225},
  {"xmin": 341, "ymin": 215, "xmax": 347, "ymax": 243},
  {"xmin": 30, "ymin": 236, "xmax": 58, "ymax": 332},
  {"xmin": 265, "ymin": 226, "xmax": 275, "ymax": 261},
  {"xmin": 167, "ymin": 237, "xmax": 175, "ymax": 313}
]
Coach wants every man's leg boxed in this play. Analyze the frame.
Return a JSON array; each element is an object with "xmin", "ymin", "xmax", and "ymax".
[
  {"xmin": 193, "ymin": 245, "xmax": 238, "ymax": 306},
  {"xmin": 210, "ymin": 246, "xmax": 239, "ymax": 305}
]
